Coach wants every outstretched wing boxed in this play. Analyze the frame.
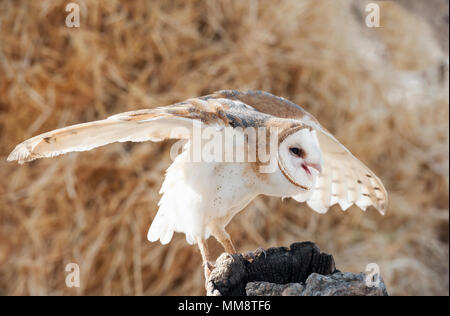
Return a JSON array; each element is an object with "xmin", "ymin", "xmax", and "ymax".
[
  {"xmin": 8, "ymin": 90, "xmax": 388, "ymax": 214},
  {"xmin": 214, "ymin": 90, "xmax": 388, "ymax": 215},
  {"xmin": 7, "ymin": 113, "xmax": 192, "ymax": 164},
  {"xmin": 305, "ymin": 130, "xmax": 388, "ymax": 215},
  {"xmin": 7, "ymin": 97, "xmax": 266, "ymax": 164}
]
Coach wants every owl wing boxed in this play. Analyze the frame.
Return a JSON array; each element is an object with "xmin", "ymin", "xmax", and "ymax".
[
  {"xmin": 8, "ymin": 90, "xmax": 387, "ymax": 214},
  {"xmin": 7, "ymin": 97, "xmax": 263, "ymax": 164},
  {"xmin": 305, "ymin": 128, "xmax": 388, "ymax": 215},
  {"xmin": 214, "ymin": 90, "xmax": 388, "ymax": 215}
]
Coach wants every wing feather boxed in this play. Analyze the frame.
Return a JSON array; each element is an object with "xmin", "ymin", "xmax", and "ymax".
[
  {"xmin": 6, "ymin": 100, "xmax": 222, "ymax": 164},
  {"xmin": 8, "ymin": 90, "xmax": 388, "ymax": 215},
  {"xmin": 7, "ymin": 115, "xmax": 195, "ymax": 164},
  {"xmin": 215, "ymin": 90, "xmax": 388, "ymax": 214},
  {"xmin": 7, "ymin": 95, "xmax": 276, "ymax": 164},
  {"xmin": 301, "ymin": 123, "xmax": 388, "ymax": 215}
]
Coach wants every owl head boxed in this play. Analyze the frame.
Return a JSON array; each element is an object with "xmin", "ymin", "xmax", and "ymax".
[{"xmin": 278, "ymin": 127, "xmax": 323, "ymax": 190}]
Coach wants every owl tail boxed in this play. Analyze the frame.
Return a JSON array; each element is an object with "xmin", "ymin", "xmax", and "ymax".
[{"xmin": 147, "ymin": 210, "xmax": 174, "ymax": 245}]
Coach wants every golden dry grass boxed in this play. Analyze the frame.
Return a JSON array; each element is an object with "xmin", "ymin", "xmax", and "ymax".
[{"xmin": 0, "ymin": 0, "xmax": 448, "ymax": 296}]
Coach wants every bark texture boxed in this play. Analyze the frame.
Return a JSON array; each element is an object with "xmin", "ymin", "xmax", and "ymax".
[{"xmin": 206, "ymin": 242, "xmax": 388, "ymax": 296}]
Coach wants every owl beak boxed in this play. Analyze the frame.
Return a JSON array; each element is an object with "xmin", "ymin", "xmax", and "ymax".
[{"xmin": 306, "ymin": 162, "xmax": 322, "ymax": 174}]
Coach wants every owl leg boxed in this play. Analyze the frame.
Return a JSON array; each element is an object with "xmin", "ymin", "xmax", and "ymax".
[
  {"xmin": 209, "ymin": 225, "xmax": 236, "ymax": 254},
  {"xmin": 195, "ymin": 237, "xmax": 215, "ymax": 280}
]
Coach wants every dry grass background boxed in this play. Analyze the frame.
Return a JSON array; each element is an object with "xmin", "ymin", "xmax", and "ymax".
[{"xmin": 0, "ymin": 0, "xmax": 448, "ymax": 296}]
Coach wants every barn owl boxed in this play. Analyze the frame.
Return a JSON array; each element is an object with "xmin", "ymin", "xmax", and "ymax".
[{"xmin": 7, "ymin": 90, "xmax": 388, "ymax": 279}]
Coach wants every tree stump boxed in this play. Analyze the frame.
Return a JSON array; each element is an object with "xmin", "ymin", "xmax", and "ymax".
[{"xmin": 206, "ymin": 241, "xmax": 388, "ymax": 296}]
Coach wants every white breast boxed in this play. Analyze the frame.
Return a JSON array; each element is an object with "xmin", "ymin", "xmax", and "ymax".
[
  {"xmin": 147, "ymin": 142, "xmax": 257, "ymax": 245},
  {"xmin": 147, "ymin": 139, "xmax": 307, "ymax": 245}
]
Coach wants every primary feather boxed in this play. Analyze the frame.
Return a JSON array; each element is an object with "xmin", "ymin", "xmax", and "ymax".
[
  {"xmin": 7, "ymin": 112, "xmax": 193, "ymax": 164},
  {"xmin": 8, "ymin": 90, "xmax": 388, "ymax": 218}
]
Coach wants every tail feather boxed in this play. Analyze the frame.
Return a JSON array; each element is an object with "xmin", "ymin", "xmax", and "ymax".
[{"xmin": 147, "ymin": 210, "xmax": 174, "ymax": 245}]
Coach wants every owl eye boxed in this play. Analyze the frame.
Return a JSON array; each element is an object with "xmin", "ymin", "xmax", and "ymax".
[{"xmin": 289, "ymin": 147, "xmax": 305, "ymax": 158}]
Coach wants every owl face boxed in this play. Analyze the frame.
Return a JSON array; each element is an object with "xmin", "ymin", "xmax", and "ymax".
[{"xmin": 278, "ymin": 128, "xmax": 323, "ymax": 190}]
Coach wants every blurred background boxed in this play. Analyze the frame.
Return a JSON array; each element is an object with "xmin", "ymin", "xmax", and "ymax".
[{"xmin": 0, "ymin": 0, "xmax": 448, "ymax": 296}]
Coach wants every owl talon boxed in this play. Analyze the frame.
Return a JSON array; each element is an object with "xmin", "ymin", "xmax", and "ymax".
[
  {"xmin": 242, "ymin": 251, "xmax": 255, "ymax": 261},
  {"xmin": 243, "ymin": 247, "xmax": 267, "ymax": 262},
  {"xmin": 254, "ymin": 247, "xmax": 267, "ymax": 258},
  {"xmin": 222, "ymin": 252, "xmax": 233, "ymax": 260}
]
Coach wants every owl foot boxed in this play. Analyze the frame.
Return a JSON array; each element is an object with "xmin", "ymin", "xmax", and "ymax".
[
  {"xmin": 204, "ymin": 261, "xmax": 216, "ymax": 288},
  {"xmin": 254, "ymin": 247, "xmax": 267, "ymax": 258},
  {"xmin": 204, "ymin": 261, "xmax": 216, "ymax": 280}
]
